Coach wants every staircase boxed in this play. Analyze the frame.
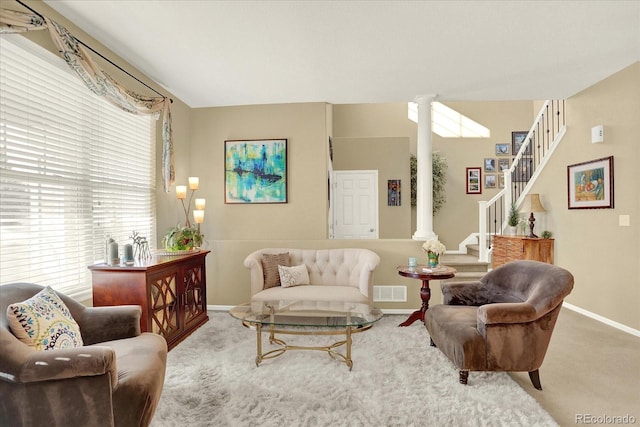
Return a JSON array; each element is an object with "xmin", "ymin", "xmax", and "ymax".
[
  {"xmin": 440, "ymin": 243, "xmax": 490, "ymax": 282},
  {"xmin": 445, "ymin": 100, "xmax": 567, "ymax": 277}
]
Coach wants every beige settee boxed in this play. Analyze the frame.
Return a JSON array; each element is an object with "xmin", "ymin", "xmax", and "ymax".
[{"xmin": 244, "ymin": 248, "xmax": 380, "ymax": 304}]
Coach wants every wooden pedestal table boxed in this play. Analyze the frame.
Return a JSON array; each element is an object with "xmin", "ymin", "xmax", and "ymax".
[{"xmin": 397, "ymin": 265, "xmax": 456, "ymax": 327}]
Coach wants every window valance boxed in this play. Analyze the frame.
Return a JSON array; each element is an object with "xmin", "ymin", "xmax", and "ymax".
[{"xmin": 0, "ymin": 7, "xmax": 174, "ymax": 191}]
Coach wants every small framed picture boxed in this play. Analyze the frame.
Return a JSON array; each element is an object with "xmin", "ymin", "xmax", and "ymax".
[
  {"xmin": 567, "ymin": 156, "xmax": 614, "ymax": 209},
  {"xmin": 485, "ymin": 174, "xmax": 497, "ymax": 189},
  {"xmin": 498, "ymin": 174, "xmax": 505, "ymax": 188},
  {"xmin": 495, "ymin": 144, "xmax": 510, "ymax": 156},
  {"xmin": 498, "ymin": 158, "xmax": 510, "ymax": 171},
  {"xmin": 466, "ymin": 167, "xmax": 482, "ymax": 194},
  {"xmin": 512, "ymin": 131, "xmax": 531, "ymax": 155},
  {"xmin": 484, "ymin": 158, "xmax": 496, "ymax": 172},
  {"xmin": 387, "ymin": 179, "xmax": 401, "ymax": 206}
]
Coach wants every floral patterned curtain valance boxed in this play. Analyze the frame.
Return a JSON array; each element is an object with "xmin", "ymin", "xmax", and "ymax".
[{"xmin": 1, "ymin": 8, "xmax": 175, "ymax": 191}]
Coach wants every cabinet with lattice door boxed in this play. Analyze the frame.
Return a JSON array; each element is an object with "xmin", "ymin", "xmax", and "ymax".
[{"xmin": 89, "ymin": 251, "xmax": 209, "ymax": 350}]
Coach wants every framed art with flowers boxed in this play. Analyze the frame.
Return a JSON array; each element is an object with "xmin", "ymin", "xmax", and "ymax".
[{"xmin": 567, "ymin": 156, "xmax": 614, "ymax": 209}]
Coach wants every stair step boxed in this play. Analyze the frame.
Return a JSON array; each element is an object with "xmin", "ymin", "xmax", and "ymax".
[
  {"xmin": 439, "ymin": 253, "xmax": 490, "ymax": 273},
  {"xmin": 466, "ymin": 243, "xmax": 480, "ymax": 258}
]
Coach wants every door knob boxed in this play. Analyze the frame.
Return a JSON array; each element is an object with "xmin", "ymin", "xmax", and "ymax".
[{"xmin": 369, "ymin": 228, "xmax": 375, "ymax": 232}]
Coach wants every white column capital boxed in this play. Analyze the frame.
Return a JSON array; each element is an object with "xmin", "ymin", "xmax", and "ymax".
[{"xmin": 413, "ymin": 94, "xmax": 437, "ymax": 105}]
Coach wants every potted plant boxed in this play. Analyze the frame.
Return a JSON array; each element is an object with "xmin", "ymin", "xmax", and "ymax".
[
  {"xmin": 163, "ymin": 224, "xmax": 203, "ymax": 252},
  {"xmin": 507, "ymin": 202, "xmax": 519, "ymax": 236}
]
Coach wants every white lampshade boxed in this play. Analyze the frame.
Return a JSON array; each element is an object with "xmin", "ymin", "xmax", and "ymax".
[
  {"xmin": 188, "ymin": 176, "xmax": 199, "ymax": 190},
  {"xmin": 176, "ymin": 185, "xmax": 187, "ymax": 199},
  {"xmin": 195, "ymin": 198, "xmax": 206, "ymax": 210},
  {"xmin": 193, "ymin": 209, "xmax": 205, "ymax": 224}
]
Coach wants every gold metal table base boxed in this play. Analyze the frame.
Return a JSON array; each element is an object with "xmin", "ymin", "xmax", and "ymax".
[{"xmin": 243, "ymin": 322, "xmax": 373, "ymax": 371}]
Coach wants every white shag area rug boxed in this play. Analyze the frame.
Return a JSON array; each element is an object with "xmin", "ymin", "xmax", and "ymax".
[{"xmin": 152, "ymin": 312, "xmax": 557, "ymax": 427}]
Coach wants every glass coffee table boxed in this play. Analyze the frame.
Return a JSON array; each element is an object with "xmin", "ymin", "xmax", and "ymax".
[{"xmin": 229, "ymin": 300, "xmax": 383, "ymax": 370}]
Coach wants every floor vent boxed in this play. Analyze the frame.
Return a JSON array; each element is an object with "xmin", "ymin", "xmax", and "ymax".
[{"xmin": 373, "ymin": 285, "xmax": 407, "ymax": 302}]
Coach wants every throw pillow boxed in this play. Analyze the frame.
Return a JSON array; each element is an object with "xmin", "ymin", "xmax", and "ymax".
[
  {"xmin": 278, "ymin": 264, "xmax": 310, "ymax": 288},
  {"xmin": 7, "ymin": 286, "xmax": 84, "ymax": 351},
  {"xmin": 262, "ymin": 252, "xmax": 290, "ymax": 289}
]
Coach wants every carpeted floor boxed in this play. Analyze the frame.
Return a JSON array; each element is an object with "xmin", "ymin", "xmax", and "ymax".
[{"xmin": 152, "ymin": 312, "xmax": 557, "ymax": 427}]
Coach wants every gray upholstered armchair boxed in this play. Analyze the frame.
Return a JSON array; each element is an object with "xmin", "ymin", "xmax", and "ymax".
[
  {"xmin": 0, "ymin": 283, "xmax": 167, "ymax": 427},
  {"xmin": 424, "ymin": 260, "xmax": 574, "ymax": 389}
]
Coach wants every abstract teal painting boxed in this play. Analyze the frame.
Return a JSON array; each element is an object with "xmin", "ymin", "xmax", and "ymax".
[{"xmin": 225, "ymin": 139, "xmax": 288, "ymax": 203}]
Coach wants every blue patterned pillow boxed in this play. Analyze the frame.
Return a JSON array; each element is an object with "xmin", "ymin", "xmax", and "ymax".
[{"xmin": 7, "ymin": 286, "xmax": 83, "ymax": 351}]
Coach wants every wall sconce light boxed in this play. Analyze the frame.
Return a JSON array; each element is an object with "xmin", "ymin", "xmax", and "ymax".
[{"xmin": 521, "ymin": 193, "xmax": 545, "ymax": 238}]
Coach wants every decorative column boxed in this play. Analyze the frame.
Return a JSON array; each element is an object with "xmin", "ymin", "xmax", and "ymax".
[{"xmin": 412, "ymin": 94, "xmax": 437, "ymax": 241}]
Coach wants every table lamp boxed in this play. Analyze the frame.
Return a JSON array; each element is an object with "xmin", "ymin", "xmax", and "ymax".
[{"xmin": 521, "ymin": 193, "xmax": 545, "ymax": 238}]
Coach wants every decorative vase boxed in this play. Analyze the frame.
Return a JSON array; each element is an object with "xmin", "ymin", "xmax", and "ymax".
[
  {"xmin": 427, "ymin": 251, "xmax": 439, "ymax": 268},
  {"xmin": 508, "ymin": 226, "xmax": 518, "ymax": 236}
]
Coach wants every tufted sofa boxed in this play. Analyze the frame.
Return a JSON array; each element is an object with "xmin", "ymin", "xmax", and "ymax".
[
  {"xmin": 0, "ymin": 283, "xmax": 167, "ymax": 427},
  {"xmin": 244, "ymin": 248, "xmax": 380, "ymax": 304}
]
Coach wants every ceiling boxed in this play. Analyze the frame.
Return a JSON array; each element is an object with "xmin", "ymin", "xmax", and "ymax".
[{"xmin": 42, "ymin": 0, "xmax": 640, "ymax": 108}]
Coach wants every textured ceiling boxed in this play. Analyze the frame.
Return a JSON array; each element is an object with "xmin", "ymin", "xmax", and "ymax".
[{"xmin": 43, "ymin": 0, "xmax": 640, "ymax": 108}]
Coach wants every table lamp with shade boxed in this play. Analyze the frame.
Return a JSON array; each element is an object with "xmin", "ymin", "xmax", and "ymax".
[{"xmin": 521, "ymin": 193, "xmax": 545, "ymax": 238}]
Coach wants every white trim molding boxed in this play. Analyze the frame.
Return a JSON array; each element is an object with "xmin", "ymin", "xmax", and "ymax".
[{"xmin": 563, "ymin": 302, "xmax": 640, "ymax": 338}]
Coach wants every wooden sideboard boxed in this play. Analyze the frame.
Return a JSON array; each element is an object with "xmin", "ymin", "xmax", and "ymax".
[
  {"xmin": 492, "ymin": 235, "xmax": 554, "ymax": 269},
  {"xmin": 89, "ymin": 250, "xmax": 209, "ymax": 350}
]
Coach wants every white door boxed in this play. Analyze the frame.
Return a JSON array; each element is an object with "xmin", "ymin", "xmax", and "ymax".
[{"xmin": 333, "ymin": 170, "xmax": 378, "ymax": 239}]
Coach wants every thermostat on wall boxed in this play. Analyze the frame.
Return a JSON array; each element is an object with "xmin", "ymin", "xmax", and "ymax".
[{"xmin": 591, "ymin": 125, "xmax": 604, "ymax": 144}]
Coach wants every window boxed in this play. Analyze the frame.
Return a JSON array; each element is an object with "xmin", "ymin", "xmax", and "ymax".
[
  {"xmin": 0, "ymin": 35, "xmax": 155, "ymax": 301},
  {"xmin": 408, "ymin": 102, "xmax": 490, "ymax": 138}
]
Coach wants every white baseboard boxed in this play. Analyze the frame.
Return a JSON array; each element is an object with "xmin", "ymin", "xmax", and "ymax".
[{"xmin": 563, "ymin": 302, "xmax": 640, "ymax": 338}]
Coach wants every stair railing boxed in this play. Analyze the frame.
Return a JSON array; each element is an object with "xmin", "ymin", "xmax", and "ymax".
[{"xmin": 478, "ymin": 100, "xmax": 566, "ymax": 263}]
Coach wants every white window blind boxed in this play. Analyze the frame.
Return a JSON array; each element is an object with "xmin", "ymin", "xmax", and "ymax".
[{"xmin": 0, "ymin": 35, "xmax": 156, "ymax": 301}]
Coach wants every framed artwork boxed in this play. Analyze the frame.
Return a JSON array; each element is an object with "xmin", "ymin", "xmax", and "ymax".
[
  {"xmin": 387, "ymin": 179, "xmax": 401, "ymax": 206},
  {"xmin": 514, "ymin": 157, "xmax": 534, "ymax": 182},
  {"xmin": 498, "ymin": 174, "xmax": 505, "ymax": 188},
  {"xmin": 224, "ymin": 139, "xmax": 288, "ymax": 204},
  {"xmin": 466, "ymin": 167, "xmax": 482, "ymax": 194},
  {"xmin": 484, "ymin": 158, "xmax": 496, "ymax": 172},
  {"xmin": 498, "ymin": 158, "xmax": 510, "ymax": 172},
  {"xmin": 485, "ymin": 174, "xmax": 497, "ymax": 189},
  {"xmin": 567, "ymin": 156, "xmax": 614, "ymax": 209},
  {"xmin": 512, "ymin": 131, "xmax": 531, "ymax": 155},
  {"xmin": 495, "ymin": 143, "xmax": 510, "ymax": 156}
]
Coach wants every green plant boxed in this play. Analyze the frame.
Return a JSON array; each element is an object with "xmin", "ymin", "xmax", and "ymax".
[
  {"xmin": 508, "ymin": 202, "xmax": 520, "ymax": 227},
  {"xmin": 410, "ymin": 152, "xmax": 448, "ymax": 214},
  {"xmin": 541, "ymin": 230, "xmax": 553, "ymax": 239},
  {"xmin": 163, "ymin": 224, "xmax": 203, "ymax": 251}
]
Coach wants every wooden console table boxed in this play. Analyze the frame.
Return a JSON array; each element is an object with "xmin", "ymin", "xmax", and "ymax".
[
  {"xmin": 492, "ymin": 235, "xmax": 554, "ymax": 269},
  {"xmin": 88, "ymin": 250, "xmax": 209, "ymax": 350}
]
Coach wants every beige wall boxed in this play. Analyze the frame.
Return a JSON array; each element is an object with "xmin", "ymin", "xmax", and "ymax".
[
  {"xmin": 332, "ymin": 137, "xmax": 412, "ymax": 239},
  {"xmin": 181, "ymin": 103, "xmax": 330, "ymax": 241},
  {"xmin": 529, "ymin": 63, "xmax": 640, "ymax": 330},
  {"xmin": 332, "ymin": 101, "xmax": 535, "ymax": 249}
]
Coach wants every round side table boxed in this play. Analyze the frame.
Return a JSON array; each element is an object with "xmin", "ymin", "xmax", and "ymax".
[{"xmin": 397, "ymin": 265, "xmax": 456, "ymax": 327}]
